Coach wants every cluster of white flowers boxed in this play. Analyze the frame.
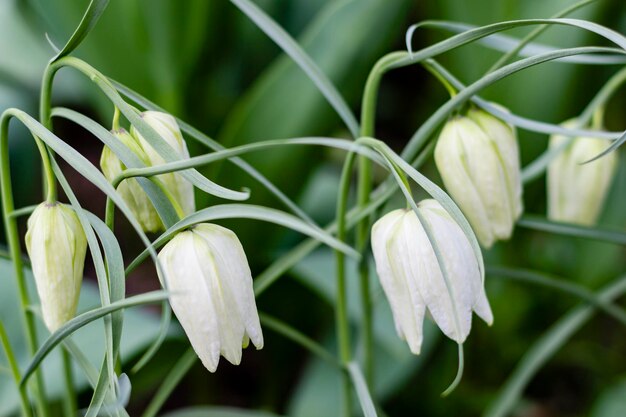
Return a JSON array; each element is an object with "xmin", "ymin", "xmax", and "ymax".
[{"xmin": 24, "ymin": 105, "xmax": 617, "ymax": 369}]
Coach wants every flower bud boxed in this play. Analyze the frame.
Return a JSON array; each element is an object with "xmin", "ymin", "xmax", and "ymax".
[
  {"xmin": 100, "ymin": 129, "xmax": 164, "ymax": 232},
  {"xmin": 435, "ymin": 107, "xmax": 523, "ymax": 248},
  {"xmin": 547, "ymin": 123, "xmax": 617, "ymax": 225},
  {"xmin": 371, "ymin": 200, "xmax": 492, "ymax": 354},
  {"xmin": 130, "ymin": 111, "xmax": 195, "ymax": 216},
  {"xmin": 25, "ymin": 202, "xmax": 87, "ymax": 332},
  {"xmin": 158, "ymin": 223, "xmax": 263, "ymax": 372}
]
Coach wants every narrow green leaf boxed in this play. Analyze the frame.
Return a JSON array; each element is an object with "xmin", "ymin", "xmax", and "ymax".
[
  {"xmin": 425, "ymin": 60, "xmax": 620, "ymax": 140},
  {"xmin": 110, "ymin": 80, "xmax": 315, "ymax": 225},
  {"xmin": 229, "ymin": 0, "xmax": 359, "ymax": 137},
  {"xmin": 20, "ymin": 290, "xmax": 169, "ymax": 386},
  {"xmin": 52, "ymin": 56, "xmax": 249, "ymax": 202},
  {"xmin": 51, "ymin": 107, "xmax": 179, "ymax": 228},
  {"xmin": 127, "ymin": 204, "xmax": 360, "ymax": 274},
  {"xmin": 120, "ymin": 137, "xmax": 383, "ymax": 179},
  {"xmin": 517, "ymin": 215, "xmax": 626, "ymax": 245},
  {"xmin": 51, "ymin": 160, "xmax": 118, "ymax": 403},
  {"xmin": 402, "ymin": 46, "xmax": 625, "ymax": 162},
  {"xmin": 347, "ymin": 362, "xmax": 378, "ymax": 417},
  {"xmin": 51, "ymin": 0, "xmax": 110, "ymax": 61},
  {"xmin": 484, "ymin": 275, "xmax": 626, "ymax": 417},
  {"xmin": 413, "ymin": 20, "xmax": 626, "ymax": 65},
  {"xmin": 488, "ymin": 266, "xmax": 626, "ymax": 326}
]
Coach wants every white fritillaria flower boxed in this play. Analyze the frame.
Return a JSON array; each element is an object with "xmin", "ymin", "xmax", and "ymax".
[
  {"xmin": 435, "ymin": 107, "xmax": 523, "ymax": 248},
  {"xmin": 548, "ymin": 125, "xmax": 617, "ymax": 226},
  {"xmin": 25, "ymin": 202, "xmax": 87, "ymax": 332},
  {"xmin": 130, "ymin": 111, "xmax": 195, "ymax": 216},
  {"xmin": 158, "ymin": 223, "xmax": 263, "ymax": 372},
  {"xmin": 101, "ymin": 128, "xmax": 164, "ymax": 232},
  {"xmin": 371, "ymin": 200, "xmax": 493, "ymax": 354}
]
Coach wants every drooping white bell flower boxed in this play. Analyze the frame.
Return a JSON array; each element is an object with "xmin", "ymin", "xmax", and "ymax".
[
  {"xmin": 547, "ymin": 123, "xmax": 617, "ymax": 226},
  {"xmin": 100, "ymin": 128, "xmax": 164, "ymax": 232},
  {"xmin": 371, "ymin": 200, "xmax": 493, "ymax": 354},
  {"xmin": 25, "ymin": 202, "xmax": 87, "ymax": 332},
  {"xmin": 434, "ymin": 107, "xmax": 523, "ymax": 248},
  {"xmin": 130, "ymin": 111, "xmax": 195, "ymax": 217},
  {"xmin": 158, "ymin": 223, "xmax": 263, "ymax": 372}
]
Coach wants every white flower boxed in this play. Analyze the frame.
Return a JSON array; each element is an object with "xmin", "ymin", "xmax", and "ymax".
[
  {"xmin": 158, "ymin": 223, "xmax": 263, "ymax": 372},
  {"xmin": 130, "ymin": 111, "xmax": 195, "ymax": 216},
  {"xmin": 25, "ymin": 202, "xmax": 87, "ymax": 332},
  {"xmin": 100, "ymin": 128, "xmax": 164, "ymax": 232},
  {"xmin": 434, "ymin": 107, "xmax": 523, "ymax": 248},
  {"xmin": 371, "ymin": 200, "xmax": 493, "ymax": 354},
  {"xmin": 547, "ymin": 123, "xmax": 618, "ymax": 225}
]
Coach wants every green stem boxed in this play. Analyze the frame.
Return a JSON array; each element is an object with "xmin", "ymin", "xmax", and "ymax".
[
  {"xmin": 335, "ymin": 149, "xmax": 357, "ymax": 417},
  {"xmin": 423, "ymin": 59, "xmax": 458, "ymax": 97},
  {"xmin": 0, "ymin": 321, "xmax": 31, "ymax": 417},
  {"xmin": 1, "ymin": 111, "xmax": 49, "ymax": 417},
  {"xmin": 61, "ymin": 348, "xmax": 77, "ymax": 416},
  {"xmin": 39, "ymin": 63, "xmax": 59, "ymax": 202},
  {"xmin": 354, "ymin": 52, "xmax": 405, "ymax": 389}
]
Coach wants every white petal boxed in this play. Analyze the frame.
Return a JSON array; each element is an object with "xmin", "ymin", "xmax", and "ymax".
[
  {"xmin": 159, "ymin": 232, "xmax": 221, "ymax": 372},
  {"xmin": 372, "ymin": 210, "xmax": 426, "ymax": 354},
  {"xmin": 195, "ymin": 224, "xmax": 263, "ymax": 352},
  {"xmin": 435, "ymin": 120, "xmax": 494, "ymax": 247},
  {"xmin": 407, "ymin": 206, "xmax": 472, "ymax": 344}
]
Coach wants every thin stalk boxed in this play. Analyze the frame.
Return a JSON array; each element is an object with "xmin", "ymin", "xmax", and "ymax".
[
  {"xmin": 61, "ymin": 348, "xmax": 77, "ymax": 416},
  {"xmin": 423, "ymin": 60, "xmax": 458, "ymax": 97},
  {"xmin": 335, "ymin": 150, "xmax": 357, "ymax": 417},
  {"xmin": 1, "ymin": 111, "xmax": 49, "ymax": 417},
  {"xmin": 0, "ymin": 321, "xmax": 31, "ymax": 417},
  {"xmin": 39, "ymin": 63, "xmax": 59, "ymax": 202},
  {"xmin": 354, "ymin": 52, "xmax": 405, "ymax": 389}
]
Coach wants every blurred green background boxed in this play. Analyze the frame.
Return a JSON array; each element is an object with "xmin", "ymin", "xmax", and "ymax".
[{"xmin": 1, "ymin": 0, "xmax": 625, "ymax": 416}]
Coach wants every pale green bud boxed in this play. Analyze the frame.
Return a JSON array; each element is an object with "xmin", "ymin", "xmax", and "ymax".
[
  {"xmin": 158, "ymin": 223, "xmax": 263, "ymax": 372},
  {"xmin": 547, "ymin": 121, "xmax": 617, "ymax": 225},
  {"xmin": 100, "ymin": 128, "xmax": 164, "ymax": 233},
  {"xmin": 130, "ymin": 111, "xmax": 195, "ymax": 217},
  {"xmin": 371, "ymin": 200, "xmax": 492, "ymax": 354},
  {"xmin": 435, "ymin": 107, "xmax": 523, "ymax": 248},
  {"xmin": 25, "ymin": 202, "xmax": 87, "ymax": 332}
]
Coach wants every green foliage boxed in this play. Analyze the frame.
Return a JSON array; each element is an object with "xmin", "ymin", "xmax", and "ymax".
[{"xmin": 0, "ymin": 0, "xmax": 625, "ymax": 416}]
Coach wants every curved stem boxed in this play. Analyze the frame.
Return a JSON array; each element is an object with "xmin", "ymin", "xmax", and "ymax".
[
  {"xmin": 39, "ymin": 63, "xmax": 59, "ymax": 202},
  {"xmin": 1, "ymin": 111, "xmax": 49, "ymax": 417},
  {"xmin": 354, "ymin": 52, "xmax": 406, "ymax": 389},
  {"xmin": 335, "ymin": 150, "xmax": 358, "ymax": 417},
  {"xmin": 423, "ymin": 59, "xmax": 458, "ymax": 97}
]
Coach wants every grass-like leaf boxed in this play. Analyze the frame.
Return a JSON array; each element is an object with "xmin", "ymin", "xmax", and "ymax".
[
  {"xmin": 347, "ymin": 362, "xmax": 378, "ymax": 417},
  {"xmin": 517, "ymin": 215, "xmax": 626, "ymax": 245},
  {"xmin": 51, "ymin": 107, "xmax": 179, "ymax": 228},
  {"xmin": 20, "ymin": 290, "xmax": 169, "ymax": 386},
  {"xmin": 229, "ymin": 0, "xmax": 359, "ymax": 138},
  {"xmin": 484, "ymin": 275, "xmax": 626, "ymax": 417},
  {"xmin": 51, "ymin": 0, "xmax": 110, "ymax": 62},
  {"xmin": 126, "ymin": 204, "xmax": 360, "ymax": 274},
  {"xmin": 414, "ymin": 20, "xmax": 626, "ymax": 65},
  {"xmin": 110, "ymin": 80, "xmax": 316, "ymax": 225}
]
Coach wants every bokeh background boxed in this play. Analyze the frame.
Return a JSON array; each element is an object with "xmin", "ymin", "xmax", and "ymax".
[{"xmin": 1, "ymin": 0, "xmax": 625, "ymax": 416}]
